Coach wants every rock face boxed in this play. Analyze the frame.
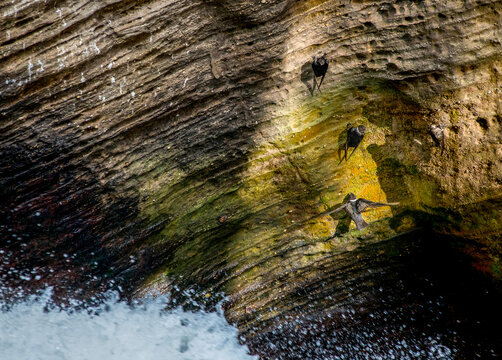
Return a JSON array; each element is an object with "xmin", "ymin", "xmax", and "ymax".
[{"xmin": 1, "ymin": 0, "xmax": 501, "ymax": 336}]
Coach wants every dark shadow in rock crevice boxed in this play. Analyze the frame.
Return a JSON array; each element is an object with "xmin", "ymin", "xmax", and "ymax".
[
  {"xmin": 332, "ymin": 193, "xmax": 352, "ymax": 235},
  {"xmin": 336, "ymin": 124, "xmax": 348, "ymax": 164},
  {"xmin": 366, "ymin": 144, "xmax": 412, "ymax": 207},
  {"xmin": 361, "ymin": 83, "xmax": 430, "ymax": 220},
  {"xmin": 0, "ymin": 136, "xmax": 145, "ymax": 302},
  {"xmin": 301, "ymin": 61, "xmax": 314, "ymax": 95}
]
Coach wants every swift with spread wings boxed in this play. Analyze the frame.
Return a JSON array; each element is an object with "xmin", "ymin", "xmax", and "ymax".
[{"xmin": 324, "ymin": 193, "xmax": 399, "ymax": 230}]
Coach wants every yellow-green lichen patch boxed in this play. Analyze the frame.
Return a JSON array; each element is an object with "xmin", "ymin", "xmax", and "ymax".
[
  {"xmin": 217, "ymin": 82, "xmax": 417, "ymax": 297},
  {"xmin": 138, "ymin": 80, "xmax": 426, "ymax": 298},
  {"xmin": 301, "ymin": 215, "xmax": 336, "ymax": 241},
  {"xmin": 137, "ymin": 74, "xmax": 502, "ymax": 302},
  {"xmin": 450, "ymin": 109, "xmax": 459, "ymax": 124}
]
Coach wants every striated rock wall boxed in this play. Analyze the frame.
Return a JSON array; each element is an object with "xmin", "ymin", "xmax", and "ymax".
[{"xmin": 1, "ymin": 0, "xmax": 501, "ymax": 331}]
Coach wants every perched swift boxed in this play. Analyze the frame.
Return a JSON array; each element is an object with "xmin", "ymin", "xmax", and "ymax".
[
  {"xmin": 325, "ymin": 193, "xmax": 399, "ymax": 231},
  {"xmin": 311, "ymin": 53, "xmax": 329, "ymax": 94},
  {"xmin": 429, "ymin": 124, "xmax": 445, "ymax": 155},
  {"xmin": 339, "ymin": 123, "xmax": 366, "ymax": 163}
]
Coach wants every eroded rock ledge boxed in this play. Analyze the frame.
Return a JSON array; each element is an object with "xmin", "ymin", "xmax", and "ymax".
[{"xmin": 1, "ymin": 0, "xmax": 501, "ymax": 334}]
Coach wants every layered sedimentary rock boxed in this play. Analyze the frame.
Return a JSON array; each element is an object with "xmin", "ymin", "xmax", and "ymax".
[{"xmin": 1, "ymin": 0, "xmax": 501, "ymax": 335}]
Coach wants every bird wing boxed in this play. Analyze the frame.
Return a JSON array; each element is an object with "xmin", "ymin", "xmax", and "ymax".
[
  {"xmin": 317, "ymin": 74, "xmax": 325, "ymax": 90},
  {"xmin": 306, "ymin": 202, "xmax": 348, "ymax": 223},
  {"xmin": 354, "ymin": 217, "xmax": 369, "ymax": 231},
  {"xmin": 346, "ymin": 142, "xmax": 360, "ymax": 161},
  {"xmin": 429, "ymin": 129, "xmax": 442, "ymax": 147},
  {"xmin": 312, "ymin": 75, "xmax": 317, "ymax": 95},
  {"xmin": 356, "ymin": 198, "xmax": 399, "ymax": 213},
  {"xmin": 324, "ymin": 203, "xmax": 348, "ymax": 216}
]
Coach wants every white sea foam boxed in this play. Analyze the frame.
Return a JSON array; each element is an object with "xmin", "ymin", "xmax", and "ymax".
[{"xmin": 0, "ymin": 289, "xmax": 256, "ymax": 360}]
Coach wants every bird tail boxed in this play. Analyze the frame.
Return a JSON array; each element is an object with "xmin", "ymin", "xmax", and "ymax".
[{"xmin": 356, "ymin": 219, "xmax": 369, "ymax": 231}]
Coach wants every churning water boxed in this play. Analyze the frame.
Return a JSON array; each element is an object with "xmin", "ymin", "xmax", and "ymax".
[
  {"xmin": 0, "ymin": 289, "xmax": 256, "ymax": 360},
  {"xmin": 1, "ymin": 233, "xmax": 501, "ymax": 360}
]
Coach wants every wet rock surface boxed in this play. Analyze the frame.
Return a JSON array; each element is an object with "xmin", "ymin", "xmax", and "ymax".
[
  {"xmin": 1, "ymin": 0, "xmax": 502, "ymax": 355},
  {"xmin": 243, "ymin": 232, "xmax": 502, "ymax": 359}
]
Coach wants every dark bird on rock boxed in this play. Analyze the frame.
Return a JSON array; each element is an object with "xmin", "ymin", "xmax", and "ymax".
[
  {"xmin": 340, "ymin": 123, "xmax": 366, "ymax": 163},
  {"xmin": 311, "ymin": 53, "xmax": 329, "ymax": 94},
  {"xmin": 429, "ymin": 124, "xmax": 445, "ymax": 155},
  {"xmin": 325, "ymin": 193, "xmax": 399, "ymax": 231}
]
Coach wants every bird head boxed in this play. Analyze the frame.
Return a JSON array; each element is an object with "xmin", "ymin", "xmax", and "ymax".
[
  {"xmin": 357, "ymin": 125, "xmax": 366, "ymax": 135},
  {"xmin": 348, "ymin": 193, "xmax": 357, "ymax": 201}
]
